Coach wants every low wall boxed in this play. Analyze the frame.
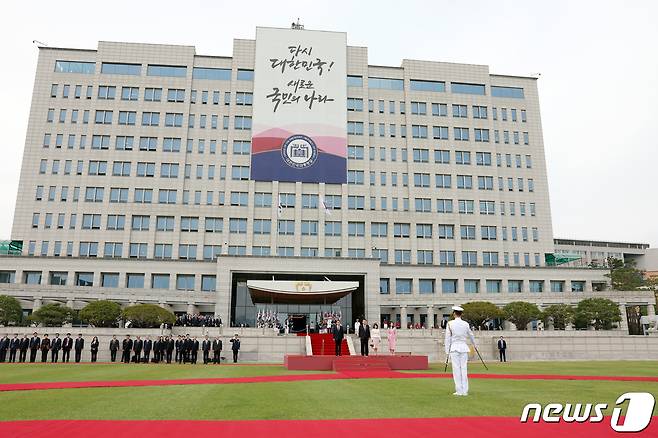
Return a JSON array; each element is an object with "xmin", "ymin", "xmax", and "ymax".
[
  {"xmin": 0, "ymin": 327, "xmax": 304, "ymax": 363},
  {"xmin": 2, "ymin": 326, "xmax": 657, "ymax": 363}
]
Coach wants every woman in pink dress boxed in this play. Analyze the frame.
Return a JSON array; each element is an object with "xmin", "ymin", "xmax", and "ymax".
[{"xmin": 387, "ymin": 325, "xmax": 397, "ymax": 354}]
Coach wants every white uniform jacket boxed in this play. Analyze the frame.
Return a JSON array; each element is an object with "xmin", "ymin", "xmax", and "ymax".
[{"xmin": 444, "ymin": 318, "xmax": 476, "ymax": 354}]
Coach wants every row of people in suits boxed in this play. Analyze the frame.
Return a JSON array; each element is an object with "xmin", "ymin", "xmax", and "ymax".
[
  {"xmin": 0, "ymin": 333, "xmax": 99, "ymax": 363},
  {"xmin": 1, "ymin": 333, "xmax": 242, "ymax": 364},
  {"xmin": 110, "ymin": 334, "xmax": 241, "ymax": 364}
]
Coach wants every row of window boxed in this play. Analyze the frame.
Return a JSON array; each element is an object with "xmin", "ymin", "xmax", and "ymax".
[
  {"xmin": 29, "ymin": 212, "xmax": 540, "ymax": 242},
  {"xmin": 349, "ymin": 146, "xmax": 533, "ymax": 168},
  {"xmin": 43, "ymin": 134, "xmax": 251, "ymax": 154},
  {"xmin": 50, "ymin": 83, "xmax": 253, "ymax": 105},
  {"xmin": 4, "ymin": 268, "xmax": 216, "ymax": 292},
  {"xmin": 54, "ymin": 60, "xmax": 253, "ymax": 81},
  {"xmin": 34, "ymin": 185, "xmax": 538, "ymax": 216},
  {"xmin": 346, "ymin": 76, "xmax": 525, "ymax": 100},
  {"xmin": 46, "ymin": 108, "xmax": 252, "ymax": 130},
  {"xmin": 380, "ymin": 278, "xmax": 585, "ymax": 295},
  {"xmin": 21, "ymin": 240, "xmax": 545, "ymax": 267},
  {"xmin": 347, "ymin": 99, "xmax": 527, "ymax": 122},
  {"xmin": 346, "ymin": 121, "xmax": 530, "ymax": 144}
]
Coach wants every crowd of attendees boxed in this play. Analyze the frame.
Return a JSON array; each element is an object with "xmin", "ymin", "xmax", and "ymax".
[{"xmin": 174, "ymin": 314, "xmax": 222, "ymax": 327}]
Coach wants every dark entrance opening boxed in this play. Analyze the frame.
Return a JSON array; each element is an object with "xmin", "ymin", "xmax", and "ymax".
[{"xmin": 290, "ymin": 314, "xmax": 307, "ymax": 332}]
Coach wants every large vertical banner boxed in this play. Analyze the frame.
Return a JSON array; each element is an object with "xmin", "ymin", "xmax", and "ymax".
[{"xmin": 251, "ymin": 27, "xmax": 347, "ymax": 184}]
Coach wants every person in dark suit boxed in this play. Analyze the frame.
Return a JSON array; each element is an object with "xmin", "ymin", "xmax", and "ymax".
[
  {"xmin": 166, "ymin": 336, "xmax": 174, "ymax": 364},
  {"xmin": 191, "ymin": 337, "xmax": 199, "ymax": 364},
  {"xmin": 184, "ymin": 335, "xmax": 193, "ymax": 363},
  {"xmin": 133, "ymin": 336, "xmax": 143, "ymax": 363},
  {"xmin": 212, "ymin": 337, "xmax": 222, "ymax": 364},
  {"xmin": 201, "ymin": 335, "xmax": 211, "ymax": 364},
  {"xmin": 40, "ymin": 334, "xmax": 50, "ymax": 362},
  {"xmin": 9, "ymin": 334, "xmax": 20, "ymax": 362},
  {"xmin": 121, "ymin": 335, "xmax": 133, "ymax": 363},
  {"xmin": 497, "ymin": 336, "xmax": 507, "ymax": 362},
  {"xmin": 109, "ymin": 335, "xmax": 120, "ymax": 362},
  {"xmin": 358, "ymin": 319, "xmax": 371, "ymax": 356},
  {"xmin": 152, "ymin": 337, "xmax": 161, "ymax": 363},
  {"xmin": 0, "ymin": 335, "xmax": 9, "ymax": 362},
  {"xmin": 74, "ymin": 334, "xmax": 84, "ymax": 363},
  {"xmin": 229, "ymin": 334, "xmax": 240, "ymax": 363},
  {"xmin": 90, "ymin": 336, "xmax": 99, "ymax": 362},
  {"xmin": 332, "ymin": 320, "xmax": 345, "ymax": 356},
  {"xmin": 51, "ymin": 333, "xmax": 62, "ymax": 362},
  {"xmin": 143, "ymin": 336, "xmax": 152, "ymax": 363},
  {"xmin": 62, "ymin": 333, "xmax": 73, "ymax": 363},
  {"xmin": 29, "ymin": 332, "xmax": 40, "ymax": 362},
  {"xmin": 19, "ymin": 334, "xmax": 29, "ymax": 362}
]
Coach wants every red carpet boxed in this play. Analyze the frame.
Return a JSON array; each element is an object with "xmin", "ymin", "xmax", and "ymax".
[
  {"xmin": 2, "ymin": 417, "xmax": 655, "ymax": 438},
  {"xmin": 2, "ymin": 371, "xmax": 657, "ymax": 392}
]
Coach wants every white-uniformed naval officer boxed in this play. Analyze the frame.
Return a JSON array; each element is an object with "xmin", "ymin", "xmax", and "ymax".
[{"xmin": 444, "ymin": 305, "xmax": 476, "ymax": 396}]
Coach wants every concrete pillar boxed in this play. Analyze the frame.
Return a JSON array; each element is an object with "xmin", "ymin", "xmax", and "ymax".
[
  {"xmin": 618, "ymin": 304, "xmax": 628, "ymax": 333},
  {"xmin": 187, "ymin": 303, "xmax": 197, "ymax": 315},
  {"xmin": 648, "ymin": 304, "xmax": 656, "ymax": 316},
  {"xmin": 400, "ymin": 306, "xmax": 408, "ymax": 329},
  {"xmin": 33, "ymin": 298, "xmax": 43, "ymax": 311},
  {"xmin": 66, "ymin": 299, "xmax": 75, "ymax": 309},
  {"xmin": 427, "ymin": 305, "xmax": 434, "ymax": 329}
]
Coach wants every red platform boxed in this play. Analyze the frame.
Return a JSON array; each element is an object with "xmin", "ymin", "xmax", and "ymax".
[{"xmin": 284, "ymin": 354, "xmax": 428, "ymax": 371}]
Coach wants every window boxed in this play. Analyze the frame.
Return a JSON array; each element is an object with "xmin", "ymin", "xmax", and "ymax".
[
  {"xmin": 147, "ymin": 65, "xmax": 186, "ymax": 77},
  {"xmin": 452, "ymin": 104, "xmax": 467, "ymax": 118},
  {"xmin": 417, "ymin": 250, "xmax": 433, "ymax": 265},
  {"xmin": 347, "ymin": 145, "xmax": 364, "ymax": 160},
  {"xmin": 486, "ymin": 280, "xmax": 502, "ymax": 293},
  {"xmin": 438, "ymin": 224, "xmax": 454, "ymax": 239},
  {"xmin": 508, "ymin": 280, "xmax": 523, "ymax": 293},
  {"xmin": 474, "ymin": 129, "xmax": 490, "ymax": 142},
  {"xmin": 230, "ymin": 191, "xmax": 248, "ymax": 206},
  {"xmin": 491, "ymin": 86, "xmax": 524, "ymax": 99},
  {"xmin": 455, "ymin": 151, "xmax": 471, "ymax": 165},
  {"xmin": 462, "ymin": 251, "xmax": 477, "ymax": 266},
  {"xmin": 412, "ymin": 125, "xmax": 428, "ymax": 138},
  {"xmin": 451, "ymin": 82, "xmax": 485, "ymax": 95},
  {"xmin": 410, "ymin": 80, "xmax": 445, "ymax": 92},
  {"xmin": 529, "ymin": 280, "xmax": 544, "ymax": 293},
  {"xmin": 395, "ymin": 279, "xmax": 412, "ymax": 294},
  {"xmin": 347, "ymin": 170, "xmax": 364, "ymax": 185},
  {"xmin": 277, "ymin": 220, "xmax": 295, "ymax": 235},
  {"xmin": 201, "ymin": 275, "xmax": 216, "ymax": 292},
  {"xmin": 97, "ymin": 85, "xmax": 116, "ymax": 99},
  {"xmin": 233, "ymin": 140, "xmax": 251, "ymax": 155},
  {"xmin": 393, "ymin": 223, "xmax": 410, "ymax": 238},
  {"xmin": 416, "ymin": 223, "xmax": 433, "ymax": 238},
  {"xmin": 121, "ymin": 86, "xmax": 139, "ymax": 100},
  {"xmin": 419, "ymin": 279, "xmax": 435, "ymax": 294},
  {"xmin": 442, "ymin": 279, "xmax": 457, "ymax": 293},
  {"xmin": 411, "ymin": 101, "xmax": 427, "ymax": 115},
  {"xmin": 180, "ymin": 216, "xmax": 199, "ymax": 232},
  {"xmin": 551, "ymin": 281, "xmax": 565, "ymax": 292},
  {"xmin": 456, "ymin": 175, "xmax": 472, "ymax": 189},
  {"xmin": 347, "ymin": 121, "xmax": 364, "ymax": 135},
  {"xmin": 434, "ymin": 149, "xmax": 450, "ymax": 164},
  {"xmin": 369, "ymin": 77, "xmax": 403, "ymax": 90},
  {"xmin": 75, "ymin": 272, "xmax": 94, "ymax": 286},
  {"xmin": 435, "ymin": 174, "xmax": 451, "ymax": 188},
  {"xmin": 472, "ymin": 105, "xmax": 487, "ymax": 119},
  {"xmin": 94, "ymin": 110, "xmax": 113, "ymax": 124},
  {"xmin": 347, "ymin": 75, "xmax": 363, "ymax": 87},
  {"xmin": 439, "ymin": 251, "xmax": 456, "ymax": 266},
  {"xmin": 192, "ymin": 67, "xmax": 231, "ymax": 80},
  {"xmin": 347, "ymin": 97, "xmax": 363, "ymax": 111},
  {"xmin": 301, "ymin": 220, "xmax": 318, "ymax": 236},
  {"xmin": 235, "ymin": 92, "xmax": 253, "ymax": 105},
  {"xmin": 371, "ymin": 222, "xmax": 388, "ymax": 237},
  {"xmin": 144, "ymin": 87, "xmax": 162, "ymax": 102},
  {"xmin": 231, "ymin": 166, "xmax": 250, "ymax": 180},
  {"xmin": 253, "ymin": 219, "xmax": 271, "ymax": 235},
  {"xmin": 142, "ymin": 112, "xmax": 160, "ymax": 126},
  {"xmin": 255, "ymin": 192, "xmax": 272, "ymax": 207},
  {"xmin": 348, "ymin": 221, "xmax": 365, "ymax": 237},
  {"xmin": 118, "ymin": 111, "xmax": 136, "ymax": 125},
  {"xmin": 324, "ymin": 221, "xmax": 341, "ymax": 236},
  {"xmin": 483, "ymin": 252, "xmax": 499, "ymax": 266},
  {"xmin": 279, "ymin": 193, "xmax": 296, "ymax": 208},
  {"xmin": 454, "ymin": 127, "xmax": 469, "ymax": 141},
  {"xmin": 571, "ymin": 281, "xmax": 585, "ymax": 292},
  {"xmin": 229, "ymin": 218, "xmax": 247, "ymax": 234},
  {"xmin": 234, "ymin": 116, "xmax": 252, "ymax": 130}
]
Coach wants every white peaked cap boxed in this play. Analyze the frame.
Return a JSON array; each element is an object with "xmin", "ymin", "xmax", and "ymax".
[{"xmin": 452, "ymin": 305, "xmax": 464, "ymax": 312}]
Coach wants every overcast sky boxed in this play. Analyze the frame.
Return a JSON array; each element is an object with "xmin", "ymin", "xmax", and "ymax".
[{"xmin": 1, "ymin": 0, "xmax": 656, "ymax": 245}]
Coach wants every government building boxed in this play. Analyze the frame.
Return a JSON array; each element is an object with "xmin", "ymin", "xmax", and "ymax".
[{"xmin": 0, "ymin": 26, "xmax": 654, "ymax": 332}]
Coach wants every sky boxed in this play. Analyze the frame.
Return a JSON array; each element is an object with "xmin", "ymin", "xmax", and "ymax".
[{"xmin": 1, "ymin": 0, "xmax": 656, "ymax": 245}]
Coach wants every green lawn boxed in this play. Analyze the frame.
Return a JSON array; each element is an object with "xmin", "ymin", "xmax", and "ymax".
[
  {"xmin": 0, "ymin": 363, "xmax": 327, "ymax": 384},
  {"xmin": 0, "ymin": 378, "xmax": 656, "ymax": 420},
  {"xmin": 418, "ymin": 360, "xmax": 658, "ymax": 377},
  {"xmin": 0, "ymin": 361, "xmax": 656, "ymax": 421}
]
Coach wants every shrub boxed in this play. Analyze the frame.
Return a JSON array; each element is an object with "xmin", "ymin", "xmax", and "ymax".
[
  {"xmin": 121, "ymin": 304, "xmax": 175, "ymax": 328},
  {"xmin": 0, "ymin": 295, "xmax": 23, "ymax": 326},
  {"xmin": 542, "ymin": 304, "xmax": 574, "ymax": 330},
  {"xmin": 461, "ymin": 301, "xmax": 503, "ymax": 329},
  {"xmin": 79, "ymin": 300, "xmax": 121, "ymax": 327},
  {"xmin": 29, "ymin": 303, "xmax": 74, "ymax": 327},
  {"xmin": 574, "ymin": 298, "xmax": 621, "ymax": 330},
  {"xmin": 503, "ymin": 301, "xmax": 543, "ymax": 330}
]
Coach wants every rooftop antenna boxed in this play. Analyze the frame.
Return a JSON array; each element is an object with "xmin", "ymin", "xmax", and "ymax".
[
  {"xmin": 291, "ymin": 18, "xmax": 304, "ymax": 30},
  {"xmin": 32, "ymin": 40, "xmax": 48, "ymax": 47}
]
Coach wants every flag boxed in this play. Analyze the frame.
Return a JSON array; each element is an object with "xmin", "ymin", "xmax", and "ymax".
[
  {"xmin": 321, "ymin": 196, "xmax": 332, "ymax": 216},
  {"xmin": 277, "ymin": 202, "xmax": 283, "ymax": 218}
]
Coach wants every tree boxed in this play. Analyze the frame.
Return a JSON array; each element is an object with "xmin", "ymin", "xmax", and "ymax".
[
  {"xmin": 605, "ymin": 257, "xmax": 645, "ymax": 291},
  {"xmin": 461, "ymin": 301, "xmax": 503, "ymax": 329},
  {"xmin": 79, "ymin": 300, "xmax": 121, "ymax": 327},
  {"xmin": 542, "ymin": 304, "xmax": 574, "ymax": 330},
  {"xmin": 121, "ymin": 304, "xmax": 175, "ymax": 328},
  {"xmin": 0, "ymin": 295, "xmax": 23, "ymax": 326},
  {"xmin": 574, "ymin": 298, "xmax": 622, "ymax": 330},
  {"xmin": 29, "ymin": 303, "xmax": 74, "ymax": 327},
  {"xmin": 503, "ymin": 301, "xmax": 543, "ymax": 330}
]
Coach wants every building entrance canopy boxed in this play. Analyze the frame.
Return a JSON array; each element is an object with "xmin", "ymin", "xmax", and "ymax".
[{"xmin": 246, "ymin": 280, "xmax": 358, "ymax": 305}]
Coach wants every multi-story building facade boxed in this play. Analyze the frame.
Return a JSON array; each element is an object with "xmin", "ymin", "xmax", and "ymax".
[{"xmin": 1, "ymin": 26, "xmax": 654, "ymax": 330}]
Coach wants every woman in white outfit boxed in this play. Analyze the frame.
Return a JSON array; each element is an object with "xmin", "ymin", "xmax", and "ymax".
[
  {"xmin": 370, "ymin": 323, "xmax": 381, "ymax": 355},
  {"xmin": 444, "ymin": 305, "xmax": 476, "ymax": 396}
]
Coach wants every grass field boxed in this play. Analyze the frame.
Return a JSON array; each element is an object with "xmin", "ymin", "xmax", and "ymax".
[{"xmin": 0, "ymin": 361, "xmax": 656, "ymax": 421}]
